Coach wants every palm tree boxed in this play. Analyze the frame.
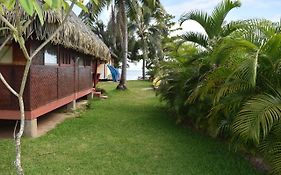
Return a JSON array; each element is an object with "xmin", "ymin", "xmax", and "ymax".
[
  {"xmin": 128, "ymin": 2, "xmax": 166, "ymax": 79},
  {"xmin": 156, "ymin": 42, "xmax": 212, "ymax": 125},
  {"xmin": 82, "ymin": 18, "xmax": 122, "ymax": 67},
  {"xmin": 155, "ymin": 1, "xmax": 281, "ymax": 172},
  {"xmin": 179, "ymin": 0, "xmax": 241, "ymax": 50},
  {"xmin": 190, "ymin": 20, "xmax": 281, "ymax": 173},
  {"xmin": 82, "ymin": 0, "xmax": 158, "ymax": 89},
  {"xmin": 173, "ymin": 1, "xmax": 243, "ymax": 128}
]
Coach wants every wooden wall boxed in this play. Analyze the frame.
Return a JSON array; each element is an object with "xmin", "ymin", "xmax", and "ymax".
[
  {"xmin": 0, "ymin": 41, "xmax": 93, "ymax": 112},
  {"xmin": 12, "ymin": 42, "xmax": 28, "ymax": 65},
  {"xmin": 0, "ymin": 65, "xmax": 30, "ymax": 110}
]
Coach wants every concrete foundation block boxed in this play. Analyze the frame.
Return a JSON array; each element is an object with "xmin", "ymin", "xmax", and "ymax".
[
  {"xmin": 67, "ymin": 100, "xmax": 76, "ymax": 111},
  {"xmin": 24, "ymin": 119, "xmax": 37, "ymax": 138},
  {"xmin": 87, "ymin": 92, "xmax": 93, "ymax": 100}
]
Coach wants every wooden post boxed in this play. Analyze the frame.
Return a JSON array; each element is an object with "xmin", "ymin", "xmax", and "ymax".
[
  {"xmin": 67, "ymin": 100, "xmax": 76, "ymax": 111},
  {"xmin": 94, "ymin": 60, "xmax": 98, "ymax": 88},
  {"xmin": 87, "ymin": 92, "xmax": 93, "ymax": 100}
]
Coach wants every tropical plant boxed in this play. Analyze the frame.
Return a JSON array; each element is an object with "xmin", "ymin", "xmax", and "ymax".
[
  {"xmin": 158, "ymin": 0, "xmax": 244, "ymax": 130},
  {"xmin": 156, "ymin": 43, "xmax": 212, "ymax": 127},
  {"xmin": 82, "ymin": 0, "xmax": 159, "ymax": 89},
  {"xmin": 156, "ymin": 0, "xmax": 281, "ymax": 173},
  {"xmin": 179, "ymin": 0, "xmax": 241, "ymax": 50},
  {"xmin": 127, "ymin": 3, "xmax": 173, "ymax": 79},
  {"xmin": 186, "ymin": 19, "xmax": 281, "ymax": 173},
  {"xmin": 84, "ymin": 19, "xmax": 122, "ymax": 67},
  {"xmin": 80, "ymin": 5, "xmax": 123, "ymax": 67}
]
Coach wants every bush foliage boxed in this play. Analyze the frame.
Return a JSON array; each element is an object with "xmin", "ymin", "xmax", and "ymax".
[{"xmin": 155, "ymin": 0, "xmax": 281, "ymax": 174}]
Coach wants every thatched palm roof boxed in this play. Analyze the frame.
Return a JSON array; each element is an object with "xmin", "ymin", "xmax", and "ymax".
[{"xmin": 1, "ymin": 10, "xmax": 110, "ymax": 61}]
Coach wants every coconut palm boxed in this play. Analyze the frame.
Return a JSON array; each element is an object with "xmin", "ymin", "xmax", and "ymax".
[
  {"xmin": 179, "ymin": 0, "xmax": 241, "ymax": 50},
  {"xmin": 82, "ymin": 0, "xmax": 159, "ymax": 89},
  {"xmin": 83, "ymin": 18, "xmax": 122, "ymax": 67},
  {"xmin": 128, "ymin": 2, "xmax": 167, "ymax": 79}
]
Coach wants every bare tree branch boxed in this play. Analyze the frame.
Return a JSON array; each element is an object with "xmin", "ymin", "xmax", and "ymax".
[
  {"xmin": 0, "ymin": 35, "xmax": 11, "ymax": 51},
  {"xmin": 0, "ymin": 14, "xmax": 17, "ymax": 32},
  {"xmin": 0, "ymin": 73, "xmax": 19, "ymax": 97}
]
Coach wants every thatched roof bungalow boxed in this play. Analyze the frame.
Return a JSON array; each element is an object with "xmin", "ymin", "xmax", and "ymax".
[
  {"xmin": 0, "ymin": 10, "xmax": 110, "ymax": 137},
  {"xmin": 1, "ymin": 10, "xmax": 111, "ymax": 60}
]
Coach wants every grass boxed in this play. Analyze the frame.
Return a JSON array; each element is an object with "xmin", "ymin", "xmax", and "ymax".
[{"xmin": 0, "ymin": 81, "xmax": 261, "ymax": 175}]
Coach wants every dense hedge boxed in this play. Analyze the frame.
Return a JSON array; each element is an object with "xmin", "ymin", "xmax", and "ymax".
[{"xmin": 155, "ymin": 1, "xmax": 281, "ymax": 174}]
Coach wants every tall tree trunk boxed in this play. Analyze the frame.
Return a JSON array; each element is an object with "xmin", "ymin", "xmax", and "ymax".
[
  {"xmin": 117, "ymin": 0, "xmax": 127, "ymax": 90},
  {"xmin": 141, "ymin": 35, "xmax": 148, "ymax": 80},
  {"xmin": 142, "ymin": 57, "xmax": 145, "ymax": 80},
  {"xmin": 111, "ymin": 5, "xmax": 117, "ymax": 50}
]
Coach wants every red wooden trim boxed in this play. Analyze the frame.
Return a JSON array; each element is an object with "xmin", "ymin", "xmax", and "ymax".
[
  {"xmin": 0, "ymin": 111, "xmax": 30, "ymax": 120},
  {"xmin": 0, "ymin": 88, "xmax": 92, "ymax": 120}
]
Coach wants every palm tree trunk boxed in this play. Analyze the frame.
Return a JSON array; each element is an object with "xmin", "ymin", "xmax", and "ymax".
[
  {"xmin": 117, "ymin": 0, "xmax": 128, "ymax": 90},
  {"xmin": 142, "ymin": 58, "xmax": 145, "ymax": 80},
  {"xmin": 141, "ymin": 35, "xmax": 148, "ymax": 80},
  {"xmin": 111, "ymin": 5, "xmax": 117, "ymax": 50}
]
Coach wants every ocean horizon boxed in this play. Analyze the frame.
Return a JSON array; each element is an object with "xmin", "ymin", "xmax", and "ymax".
[{"xmin": 126, "ymin": 69, "xmax": 143, "ymax": 80}]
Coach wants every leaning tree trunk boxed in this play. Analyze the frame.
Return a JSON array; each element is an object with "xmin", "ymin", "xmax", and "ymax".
[
  {"xmin": 117, "ymin": 0, "xmax": 128, "ymax": 90},
  {"xmin": 15, "ymin": 59, "xmax": 32, "ymax": 175}
]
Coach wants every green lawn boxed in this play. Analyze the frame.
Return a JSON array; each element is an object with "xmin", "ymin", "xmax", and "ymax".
[{"xmin": 0, "ymin": 81, "xmax": 261, "ymax": 175}]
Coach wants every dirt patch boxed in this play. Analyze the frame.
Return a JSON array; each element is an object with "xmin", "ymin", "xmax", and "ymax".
[{"xmin": 36, "ymin": 112, "xmax": 75, "ymax": 137}]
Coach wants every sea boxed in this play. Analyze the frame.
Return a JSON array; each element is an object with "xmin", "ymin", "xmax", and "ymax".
[{"xmin": 126, "ymin": 69, "xmax": 143, "ymax": 80}]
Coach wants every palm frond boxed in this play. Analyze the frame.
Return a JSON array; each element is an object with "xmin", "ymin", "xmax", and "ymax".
[
  {"xmin": 261, "ymin": 34, "xmax": 281, "ymax": 62},
  {"xmin": 211, "ymin": 0, "xmax": 241, "ymax": 35},
  {"xmin": 187, "ymin": 65, "xmax": 230, "ymax": 103},
  {"xmin": 220, "ymin": 20, "xmax": 243, "ymax": 37},
  {"xmin": 139, "ymin": 0, "xmax": 158, "ymax": 10},
  {"xmin": 232, "ymin": 90, "xmax": 281, "ymax": 145},
  {"xmin": 126, "ymin": 0, "xmax": 138, "ymax": 21},
  {"xmin": 259, "ymin": 122, "xmax": 281, "ymax": 174},
  {"xmin": 179, "ymin": 10, "xmax": 211, "ymax": 37},
  {"xmin": 239, "ymin": 19, "xmax": 277, "ymax": 45},
  {"xmin": 211, "ymin": 38, "xmax": 257, "ymax": 65},
  {"xmin": 82, "ymin": 0, "xmax": 112, "ymax": 20},
  {"xmin": 214, "ymin": 80, "xmax": 253, "ymax": 103},
  {"xmin": 213, "ymin": 52, "xmax": 260, "ymax": 101},
  {"xmin": 180, "ymin": 31, "xmax": 208, "ymax": 49}
]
